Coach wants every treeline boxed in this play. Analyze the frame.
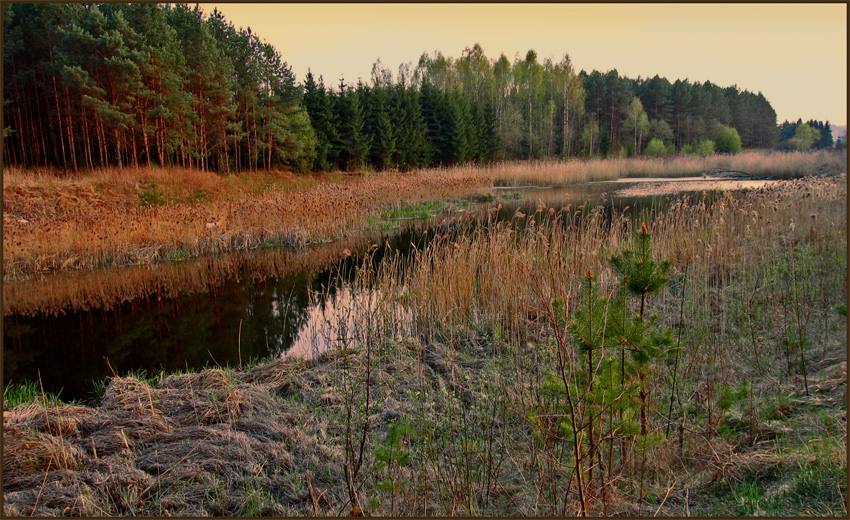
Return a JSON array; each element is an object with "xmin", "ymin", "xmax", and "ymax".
[
  {"xmin": 303, "ymin": 46, "xmax": 780, "ymax": 171},
  {"xmin": 302, "ymin": 64, "xmax": 498, "ymax": 172},
  {"xmin": 2, "ymin": 3, "xmax": 315, "ymax": 173},
  {"xmin": 2, "ymin": 4, "xmax": 814, "ymax": 174},
  {"xmin": 776, "ymin": 119, "xmax": 834, "ymax": 151}
]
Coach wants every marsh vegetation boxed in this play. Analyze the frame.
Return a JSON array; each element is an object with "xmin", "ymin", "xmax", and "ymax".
[
  {"xmin": 3, "ymin": 4, "xmax": 846, "ymax": 516},
  {"xmin": 4, "ymin": 167, "xmax": 845, "ymax": 516}
]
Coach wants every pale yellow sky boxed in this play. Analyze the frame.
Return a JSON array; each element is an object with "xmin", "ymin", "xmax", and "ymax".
[{"xmin": 207, "ymin": 3, "xmax": 847, "ymax": 126}]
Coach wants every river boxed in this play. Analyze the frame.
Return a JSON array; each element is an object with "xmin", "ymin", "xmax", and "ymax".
[{"xmin": 2, "ymin": 177, "xmax": 768, "ymax": 401}]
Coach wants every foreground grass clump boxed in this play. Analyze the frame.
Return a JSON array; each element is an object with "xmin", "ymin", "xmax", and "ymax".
[{"xmin": 3, "ymin": 173, "xmax": 846, "ymax": 516}]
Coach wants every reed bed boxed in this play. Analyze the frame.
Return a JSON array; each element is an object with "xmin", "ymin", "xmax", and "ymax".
[
  {"xmin": 2, "ymin": 166, "xmax": 487, "ymax": 277},
  {"xmin": 5, "ymin": 172, "xmax": 845, "ymax": 516},
  {"xmin": 4, "ymin": 150, "xmax": 842, "ymax": 280},
  {"xmin": 399, "ymin": 173, "xmax": 847, "ymax": 334},
  {"xmin": 368, "ymin": 172, "xmax": 847, "ymax": 515},
  {"xmin": 473, "ymin": 149, "xmax": 845, "ymax": 186}
]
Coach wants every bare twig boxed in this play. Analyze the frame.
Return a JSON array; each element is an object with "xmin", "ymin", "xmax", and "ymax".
[{"xmin": 653, "ymin": 481, "xmax": 675, "ymax": 517}]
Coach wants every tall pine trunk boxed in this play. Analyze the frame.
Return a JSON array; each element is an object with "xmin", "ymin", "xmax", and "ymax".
[
  {"xmin": 50, "ymin": 72, "xmax": 68, "ymax": 171},
  {"xmin": 64, "ymin": 85, "xmax": 78, "ymax": 172}
]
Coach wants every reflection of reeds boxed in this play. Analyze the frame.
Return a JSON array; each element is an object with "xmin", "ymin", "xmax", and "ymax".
[
  {"xmin": 3, "ymin": 233, "xmax": 379, "ymax": 317},
  {"xmin": 285, "ymin": 256, "xmax": 415, "ymax": 361}
]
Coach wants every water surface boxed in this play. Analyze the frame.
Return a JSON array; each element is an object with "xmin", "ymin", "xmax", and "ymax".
[{"xmin": 3, "ymin": 177, "xmax": 774, "ymax": 400}]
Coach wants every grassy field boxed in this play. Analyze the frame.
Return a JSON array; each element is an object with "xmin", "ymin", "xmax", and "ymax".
[
  {"xmin": 2, "ymin": 166, "xmax": 488, "ymax": 278},
  {"xmin": 3, "ymin": 150, "xmax": 844, "ymax": 279},
  {"xmin": 3, "ymin": 171, "xmax": 845, "ymax": 516}
]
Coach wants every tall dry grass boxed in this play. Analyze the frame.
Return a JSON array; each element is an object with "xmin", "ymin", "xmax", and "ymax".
[
  {"xmin": 3, "ymin": 174, "xmax": 845, "ymax": 516},
  {"xmin": 470, "ymin": 149, "xmax": 846, "ymax": 186},
  {"xmin": 393, "ymin": 173, "xmax": 846, "ymax": 338},
  {"xmin": 3, "ymin": 166, "xmax": 487, "ymax": 277},
  {"xmin": 332, "ymin": 172, "xmax": 844, "ymax": 515},
  {"xmin": 4, "ymin": 150, "xmax": 842, "ymax": 278}
]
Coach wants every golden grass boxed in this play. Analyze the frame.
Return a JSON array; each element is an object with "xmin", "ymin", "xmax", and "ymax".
[
  {"xmin": 474, "ymin": 149, "xmax": 846, "ymax": 186},
  {"xmin": 391, "ymin": 173, "xmax": 847, "ymax": 337},
  {"xmin": 2, "ymin": 169, "xmax": 844, "ymax": 516},
  {"xmin": 3, "ymin": 150, "xmax": 842, "ymax": 279},
  {"xmin": 3, "ymin": 166, "xmax": 488, "ymax": 277}
]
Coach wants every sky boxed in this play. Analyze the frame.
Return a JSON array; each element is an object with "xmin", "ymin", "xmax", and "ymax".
[{"xmin": 206, "ymin": 3, "xmax": 847, "ymax": 126}]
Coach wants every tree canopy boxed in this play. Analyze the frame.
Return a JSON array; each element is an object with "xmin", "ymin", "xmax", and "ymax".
[{"xmin": 4, "ymin": 5, "xmax": 819, "ymax": 175}]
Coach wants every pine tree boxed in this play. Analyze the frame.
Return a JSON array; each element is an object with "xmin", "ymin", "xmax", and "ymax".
[
  {"xmin": 391, "ymin": 81, "xmax": 430, "ymax": 170},
  {"xmin": 303, "ymin": 71, "xmax": 340, "ymax": 170},
  {"xmin": 334, "ymin": 80, "xmax": 369, "ymax": 171},
  {"xmin": 608, "ymin": 223, "xmax": 672, "ymax": 432}
]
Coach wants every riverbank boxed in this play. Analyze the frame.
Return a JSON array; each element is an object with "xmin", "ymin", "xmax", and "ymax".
[
  {"xmin": 4, "ymin": 172, "xmax": 846, "ymax": 516},
  {"xmin": 2, "ymin": 166, "xmax": 488, "ymax": 278},
  {"xmin": 3, "ymin": 150, "xmax": 843, "ymax": 279}
]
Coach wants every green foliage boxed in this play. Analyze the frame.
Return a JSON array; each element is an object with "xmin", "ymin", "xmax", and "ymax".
[
  {"xmin": 609, "ymin": 223, "xmax": 672, "ymax": 310},
  {"xmin": 649, "ymin": 118, "xmax": 674, "ymax": 147},
  {"xmin": 168, "ymin": 248, "xmax": 187, "ymax": 262},
  {"xmin": 187, "ymin": 189, "xmax": 208, "ymax": 204},
  {"xmin": 381, "ymin": 201, "xmax": 444, "ymax": 220},
  {"xmin": 241, "ymin": 479, "xmax": 274, "ymax": 517},
  {"xmin": 139, "ymin": 181, "xmax": 164, "ymax": 206},
  {"xmin": 4, "ymin": 0, "xmax": 781, "ymax": 174},
  {"xmin": 695, "ymin": 138, "xmax": 716, "ymax": 156},
  {"xmin": 792, "ymin": 123, "xmax": 820, "ymax": 150},
  {"xmin": 533, "ymin": 224, "xmax": 675, "ymax": 513},
  {"xmin": 3, "ymin": 380, "xmax": 64, "ymax": 408},
  {"xmin": 89, "ymin": 378, "xmax": 108, "ymax": 404},
  {"xmin": 622, "ymin": 97, "xmax": 650, "ymax": 154},
  {"xmin": 375, "ymin": 419, "xmax": 414, "ymax": 494},
  {"xmin": 375, "ymin": 420, "xmax": 413, "ymax": 470},
  {"xmin": 711, "ymin": 123, "xmax": 743, "ymax": 154},
  {"xmin": 568, "ymin": 271, "xmax": 611, "ymax": 357},
  {"xmin": 718, "ymin": 379, "xmax": 750, "ymax": 411},
  {"xmin": 729, "ymin": 440, "xmax": 846, "ymax": 516},
  {"xmin": 643, "ymin": 138, "xmax": 667, "ymax": 157}
]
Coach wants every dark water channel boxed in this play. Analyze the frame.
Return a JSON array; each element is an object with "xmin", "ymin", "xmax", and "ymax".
[{"xmin": 3, "ymin": 180, "xmax": 732, "ymax": 401}]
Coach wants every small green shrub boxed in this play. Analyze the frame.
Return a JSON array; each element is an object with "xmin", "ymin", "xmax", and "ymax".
[
  {"xmin": 695, "ymin": 138, "xmax": 716, "ymax": 156},
  {"xmin": 712, "ymin": 124, "xmax": 742, "ymax": 154},
  {"xmin": 139, "ymin": 181, "xmax": 164, "ymax": 206},
  {"xmin": 644, "ymin": 138, "xmax": 667, "ymax": 158},
  {"xmin": 187, "ymin": 189, "xmax": 208, "ymax": 203}
]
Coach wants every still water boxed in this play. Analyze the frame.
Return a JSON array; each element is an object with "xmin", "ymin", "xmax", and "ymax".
[{"xmin": 3, "ymin": 178, "xmax": 750, "ymax": 400}]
